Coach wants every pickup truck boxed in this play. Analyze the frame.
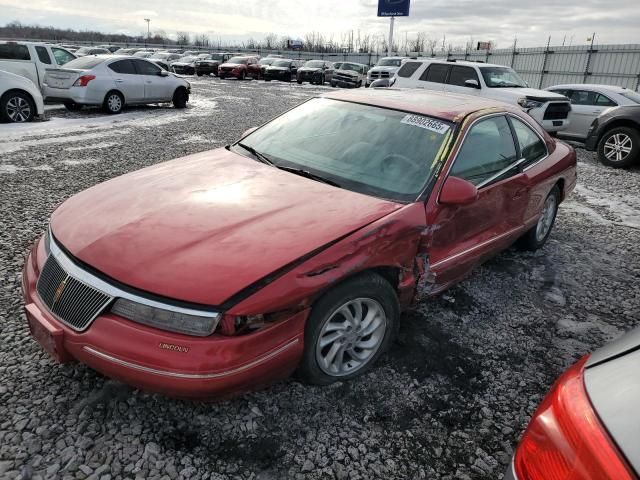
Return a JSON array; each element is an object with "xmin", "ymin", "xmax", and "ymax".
[{"xmin": 0, "ymin": 41, "xmax": 76, "ymax": 89}]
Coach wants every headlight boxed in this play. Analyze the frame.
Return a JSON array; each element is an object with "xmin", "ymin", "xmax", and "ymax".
[
  {"xmin": 44, "ymin": 226, "xmax": 51, "ymax": 254},
  {"xmin": 111, "ymin": 298, "xmax": 220, "ymax": 337},
  {"xmin": 518, "ymin": 98, "xmax": 544, "ymax": 110}
]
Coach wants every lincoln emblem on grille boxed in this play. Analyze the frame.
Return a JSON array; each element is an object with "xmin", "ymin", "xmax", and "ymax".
[{"xmin": 53, "ymin": 276, "xmax": 70, "ymax": 305}]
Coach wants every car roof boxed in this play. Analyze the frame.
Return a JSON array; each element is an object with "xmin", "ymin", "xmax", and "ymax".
[
  {"xmin": 407, "ymin": 58, "xmax": 507, "ymax": 69},
  {"xmin": 547, "ymin": 84, "xmax": 630, "ymax": 93},
  {"xmin": 322, "ymin": 88, "xmax": 514, "ymax": 122}
]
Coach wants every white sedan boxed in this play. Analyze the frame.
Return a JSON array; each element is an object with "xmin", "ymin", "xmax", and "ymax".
[
  {"xmin": 43, "ymin": 55, "xmax": 191, "ymax": 114},
  {"xmin": 0, "ymin": 69, "xmax": 45, "ymax": 122},
  {"xmin": 545, "ymin": 84, "xmax": 640, "ymax": 140}
]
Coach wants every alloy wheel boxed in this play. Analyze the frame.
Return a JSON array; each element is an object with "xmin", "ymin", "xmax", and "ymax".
[
  {"xmin": 603, "ymin": 133, "xmax": 633, "ymax": 163},
  {"xmin": 108, "ymin": 94, "xmax": 122, "ymax": 112},
  {"xmin": 6, "ymin": 96, "xmax": 32, "ymax": 122},
  {"xmin": 536, "ymin": 194, "xmax": 557, "ymax": 242},
  {"xmin": 315, "ymin": 298, "xmax": 387, "ymax": 377}
]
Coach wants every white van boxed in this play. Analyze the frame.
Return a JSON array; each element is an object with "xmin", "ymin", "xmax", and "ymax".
[
  {"xmin": 392, "ymin": 59, "xmax": 572, "ymax": 133},
  {"xmin": 0, "ymin": 41, "xmax": 76, "ymax": 89}
]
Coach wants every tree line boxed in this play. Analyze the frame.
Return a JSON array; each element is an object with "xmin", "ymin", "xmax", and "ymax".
[{"xmin": 0, "ymin": 20, "xmax": 493, "ymax": 54}]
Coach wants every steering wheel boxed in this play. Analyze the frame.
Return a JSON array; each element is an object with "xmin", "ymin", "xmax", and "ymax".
[{"xmin": 380, "ymin": 153, "xmax": 422, "ymax": 174}]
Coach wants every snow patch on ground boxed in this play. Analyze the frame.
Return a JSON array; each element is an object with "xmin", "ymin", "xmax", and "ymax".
[
  {"xmin": 0, "ymin": 164, "xmax": 22, "ymax": 174},
  {"xmin": 574, "ymin": 184, "xmax": 640, "ymax": 229},
  {"xmin": 61, "ymin": 158, "xmax": 101, "ymax": 166}
]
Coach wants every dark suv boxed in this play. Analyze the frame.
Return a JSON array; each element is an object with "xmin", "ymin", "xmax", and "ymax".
[
  {"xmin": 195, "ymin": 53, "xmax": 235, "ymax": 77},
  {"xmin": 585, "ymin": 105, "xmax": 640, "ymax": 168},
  {"xmin": 297, "ymin": 60, "xmax": 334, "ymax": 85}
]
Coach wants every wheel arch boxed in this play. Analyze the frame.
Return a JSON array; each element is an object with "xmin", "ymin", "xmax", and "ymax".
[
  {"xmin": 597, "ymin": 119, "xmax": 640, "ymax": 145},
  {"xmin": 104, "ymin": 89, "xmax": 126, "ymax": 104},
  {"xmin": 1, "ymin": 88, "xmax": 36, "ymax": 107}
]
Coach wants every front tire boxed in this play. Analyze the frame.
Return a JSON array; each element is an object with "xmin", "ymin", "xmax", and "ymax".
[
  {"xmin": 102, "ymin": 91, "xmax": 124, "ymax": 114},
  {"xmin": 172, "ymin": 88, "xmax": 189, "ymax": 109},
  {"xmin": 239, "ymin": 71, "xmax": 246, "ymax": 81},
  {"xmin": 297, "ymin": 273, "xmax": 399, "ymax": 385},
  {"xmin": 0, "ymin": 91, "xmax": 35, "ymax": 123},
  {"xmin": 597, "ymin": 127, "xmax": 639, "ymax": 168},
  {"xmin": 517, "ymin": 186, "xmax": 560, "ymax": 251}
]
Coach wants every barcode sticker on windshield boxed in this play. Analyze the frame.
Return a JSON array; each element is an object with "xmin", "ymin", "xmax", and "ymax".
[{"xmin": 401, "ymin": 115, "xmax": 450, "ymax": 134}]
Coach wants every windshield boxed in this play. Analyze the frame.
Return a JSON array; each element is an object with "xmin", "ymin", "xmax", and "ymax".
[
  {"xmin": 235, "ymin": 98, "xmax": 453, "ymax": 202},
  {"xmin": 228, "ymin": 57, "xmax": 248, "ymax": 64},
  {"xmin": 62, "ymin": 56, "xmax": 106, "ymax": 69},
  {"xmin": 178, "ymin": 56, "xmax": 197, "ymax": 63},
  {"xmin": 377, "ymin": 58, "xmax": 402, "ymax": 67},
  {"xmin": 620, "ymin": 91, "xmax": 640, "ymax": 104},
  {"xmin": 272, "ymin": 60, "xmax": 292, "ymax": 67},
  {"xmin": 259, "ymin": 58, "xmax": 275, "ymax": 65},
  {"xmin": 151, "ymin": 53, "xmax": 169, "ymax": 59},
  {"xmin": 304, "ymin": 60, "xmax": 324, "ymax": 68},
  {"xmin": 480, "ymin": 66, "xmax": 527, "ymax": 88},
  {"xmin": 210, "ymin": 54, "xmax": 224, "ymax": 61},
  {"xmin": 340, "ymin": 63, "xmax": 363, "ymax": 73}
]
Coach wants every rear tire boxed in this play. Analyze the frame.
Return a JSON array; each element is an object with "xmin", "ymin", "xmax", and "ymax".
[
  {"xmin": 64, "ymin": 102, "xmax": 82, "ymax": 112},
  {"xmin": 297, "ymin": 79, "xmax": 303, "ymax": 84},
  {"xmin": 172, "ymin": 88, "xmax": 189, "ymax": 109},
  {"xmin": 517, "ymin": 186, "xmax": 561, "ymax": 251},
  {"xmin": 597, "ymin": 127, "xmax": 640, "ymax": 168},
  {"xmin": 297, "ymin": 273, "xmax": 399, "ymax": 386},
  {"xmin": 102, "ymin": 91, "xmax": 124, "ymax": 115},
  {"xmin": 0, "ymin": 90, "xmax": 36, "ymax": 123}
]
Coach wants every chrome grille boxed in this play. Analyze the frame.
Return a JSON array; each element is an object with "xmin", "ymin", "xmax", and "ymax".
[{"xmin": 36, "ymin": 255, "xmax": 112, "ymax": 331}]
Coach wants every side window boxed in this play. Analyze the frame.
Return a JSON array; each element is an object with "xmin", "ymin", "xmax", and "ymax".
[
  {"xmin": 134, "ymin": 60, "xmax": 161, "ymax": 75},
  {"xmin": 595, "ymin": 94, "xmax": 617, "ymax": 107},
  {"xmin": 450, "ymin": 116, "xmax": 518, "ymax": 186},
  {"xmin": 510, "ymin": 118, "xmax": 547, "ymax": 164},
  {"xmin": 549, "ymin": 89, "xmax": 569, "ymax": 97},
  {"xmin": 51, "ymin": 48, "xmax": 75, "ymax": 65},
  {"xmin": 35, "ymin": 46, "xmax": 52, "ymax": 64},
  {"xmin": 397, "ymin": 61, "xmax": 421, "ymax": 78},
  {"xmin": 0, "ymin": 44, "xmax": 30, "ymax": 60},
  {"xmin": 419, "ymin": 64, "xmax": 449, "ymax": 83},
  {"xmin": 448, "ymin": 66, "xmax": 479, "ymax": 87},
  {"xmin": 108, "ymin": 60, "xmax": 136, "ymax": 74},
  {"xmin": 569, "ymin": 90, "xmax": 596, "ymax": 106}
]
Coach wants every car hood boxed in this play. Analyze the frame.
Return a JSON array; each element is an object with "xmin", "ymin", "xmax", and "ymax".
[
  {"xmin": 220, "ymin": 63, "xmax": 244, "ymax": 68},
  {"xmin": 171, "ymin": 62, "xmax": 194, "ymax": 67},
  {"xmin": 493, "ymin": 87, "xmax": 569, "ymax": 101},
  {"xmin": 50, "ymin": 149, "xmax": 401, "ymax": 306},
  {"xmin": 370, "ymin": 66, "xmax": 399, "ymax": 73},
  {"xmin": 335, "ymin": 69, "xmax": 359, "ymax": 76},
  {"xmin": 267, "ymin": 66, "xmax": 288, "ymax": 71},
  {"xmin": 299, "ymin": 67, "xmax": 321, "ymax": 72}
]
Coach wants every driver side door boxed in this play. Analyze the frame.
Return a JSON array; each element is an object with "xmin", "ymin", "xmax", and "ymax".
[
  {"xmin": 425, "ymin": 114, "xmax": 531, "ymax": 291},
  {"xmin": 132, "ymin": 59, "xmax": 173, "ymax": 101}
]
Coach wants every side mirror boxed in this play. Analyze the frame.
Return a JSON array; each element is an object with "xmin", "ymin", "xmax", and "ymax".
[
  {"xmin": 242, "ymin": 126, "xmax": 258, "ymax": 137},
  {"xmin": 464, "ymin": 79, "xmax": 480, "ymax": 89},
  {"xmin": 439, "ymin": 176, "xmax": 479, "ymax": 206},
  {"xmin": 158, "ymin": 70, "xmax": 169, "ymax": 77}
]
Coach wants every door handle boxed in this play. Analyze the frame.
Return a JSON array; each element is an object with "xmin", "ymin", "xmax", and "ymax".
[
  {"xmin": 115, "ymin": 79, "xmax": 124, "ymax": 83},
  {"xmin": 146, "ymin": 81, "xmax": 152, "ymax": 84}
]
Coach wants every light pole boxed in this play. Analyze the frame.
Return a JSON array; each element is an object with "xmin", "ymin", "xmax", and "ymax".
[{"xmin": 144, "ymin": 18, "xmax": 150, "ymax": 46}]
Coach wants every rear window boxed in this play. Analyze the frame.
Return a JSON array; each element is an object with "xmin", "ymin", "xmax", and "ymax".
[
  {"xmin": 108, "ymin": 59, "xmax": 136, "ymax": 74},
  {"xmin": 397, "ymin": 61, "xmax": 421, "ymax": 78},
  {"xmin": 620, "ymin": 91, "xmax": 640, "ymax": 104},
  {"xmin": 63, "ymin": 56, "xmax": 106, "ymax": 69},
  {"xmin": 0, "ymin": 43, "xmax": 30, "ymax": 61},
  {"xmin": 35, "ymin": 46, "xmax": 52, "ymax": 64},
  {"xmin": 420, "ymin": 64, "xmax": 449, "ymax": 83}
]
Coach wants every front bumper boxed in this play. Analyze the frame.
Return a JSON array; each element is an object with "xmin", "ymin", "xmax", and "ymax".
[
  {"xmin": 584, "ymin": 133, "xmax": 599, "ymax": 151},
  {"xmin": 331, "ymin": 78, "xmax": 359, "ymax": 88},
  {"xmin": 172, "ymin": 66, "xmax": 195, "ymax": 75},
  {"xmin": 22, "ymin": 239, "xmax": 307, "ymax": 399}
]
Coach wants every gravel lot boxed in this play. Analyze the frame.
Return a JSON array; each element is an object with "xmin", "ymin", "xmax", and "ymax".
[{"xmin": 1, "ymin": 77, "xmax": 639, "ymax": 480}]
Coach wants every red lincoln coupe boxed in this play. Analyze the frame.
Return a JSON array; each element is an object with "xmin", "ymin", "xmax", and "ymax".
[{"xmin": 22, "ymin": 89, "xmax": 577, "ymax": 399}]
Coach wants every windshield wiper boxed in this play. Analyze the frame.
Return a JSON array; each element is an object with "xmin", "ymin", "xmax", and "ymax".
[
  {"xmin": 236, "ymin": 143, "xmax": 274, "ymax": 166},
  {"xmin": 275, "ymin": 165, "xmax": 342, "ymax": 188}
]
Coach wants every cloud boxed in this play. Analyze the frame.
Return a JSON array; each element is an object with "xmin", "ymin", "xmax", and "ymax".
[{"xmin": 1, "ymin": 0, "xmax": 639, "ymax": 48}]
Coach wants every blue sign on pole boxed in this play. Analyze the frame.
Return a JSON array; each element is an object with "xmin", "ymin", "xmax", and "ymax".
[{"xmin": 377, "ymin": 0, "xmax": 410, "ymax": 17}]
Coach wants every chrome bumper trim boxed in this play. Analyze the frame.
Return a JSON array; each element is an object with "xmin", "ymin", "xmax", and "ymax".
[{"xmin": 82, "ymin": 338, "xmax": 300, "ymax": 379}]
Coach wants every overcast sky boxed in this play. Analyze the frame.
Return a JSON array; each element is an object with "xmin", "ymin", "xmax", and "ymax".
[{"xmin": 1, "ymin": 0, "xmax": 639, "ymax": 48}]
